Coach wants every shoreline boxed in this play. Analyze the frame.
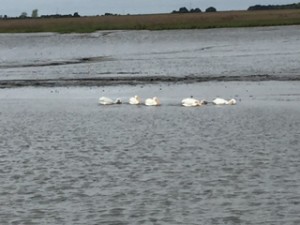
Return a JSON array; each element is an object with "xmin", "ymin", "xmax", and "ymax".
[
  {"xmin": 1, "ymin": 9, "xmax": 300, "ymax": 33},
  {"xmin": 1, "ymin": 74, "xmax": 300, "ymax": 88}
]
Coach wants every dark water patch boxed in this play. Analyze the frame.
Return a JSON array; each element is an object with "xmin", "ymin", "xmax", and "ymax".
[
  {"xmin": 1, "ymin": 74, "xmax": 300, "ymax": 88},
  {"xmin": 73, "ymin": 71, "xmax": 141, "ymax": 76},
  {"xmin": 0, "ymin": 56, "xmax": 112, "ymax": 69}
]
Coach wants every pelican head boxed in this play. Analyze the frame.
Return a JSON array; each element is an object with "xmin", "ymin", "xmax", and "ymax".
[
  {"xmin": 115, "ymin": 98, "xmax": 122, "ymax": 104},
  {"xmin": 153, "ymin": 97, "xmax": 160, "ymax": 105},
  {"xmin": 227, "ymin": 98, "xmax": 237, "ymax": 105},
  {"xmin": 200, "ymin": 100, "xmax": 208, "ymax": 105},
  {"xmin": 135, "ymin": 95, "xmax": 141, "ymax": 102}
]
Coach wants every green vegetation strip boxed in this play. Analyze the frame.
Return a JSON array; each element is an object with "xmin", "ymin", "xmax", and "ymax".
[{"xmin": 1, "ymin": 10, "xmax": 300, "ymax": 33}]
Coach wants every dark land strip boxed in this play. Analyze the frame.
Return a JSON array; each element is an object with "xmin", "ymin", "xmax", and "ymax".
[
  {"xmin": 0, "ymin": 56, "xmax": 113, "ymax": 69},
  {"xmin": 1, "ymin": 74, "xmax": 300, "ymax": 88}
]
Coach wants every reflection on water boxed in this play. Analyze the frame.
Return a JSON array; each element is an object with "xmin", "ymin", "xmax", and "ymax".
[{"xmin": 0, "ymin": 83, "xmax": 300, "ymax": 224}]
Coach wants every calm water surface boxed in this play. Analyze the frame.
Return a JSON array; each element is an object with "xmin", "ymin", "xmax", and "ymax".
[{"xmin": 0, "ymin": 82, "xmax": 300, "ymax": 224}]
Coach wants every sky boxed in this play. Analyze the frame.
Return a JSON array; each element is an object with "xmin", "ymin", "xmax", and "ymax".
[{"xmin": 0, "ymin": 0, "xmax": 299, "ymax": 17}]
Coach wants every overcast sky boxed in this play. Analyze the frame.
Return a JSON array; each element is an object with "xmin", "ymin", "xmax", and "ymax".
[{"xmin": 0, "ymin": 0, "xmax": 299, "ymax": 17}]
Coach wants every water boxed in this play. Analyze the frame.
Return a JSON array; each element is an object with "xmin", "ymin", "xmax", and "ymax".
[
  {"xmin": 0, "ymin": 26, "xmax": 300, "ymax": 224},
  {"xmin": 0, "ymin": 26, "xmax": 300, "ymax": 84},
  {"xmin": 1, "ymin": 82, "xmax": 300, "ymax": 224}
]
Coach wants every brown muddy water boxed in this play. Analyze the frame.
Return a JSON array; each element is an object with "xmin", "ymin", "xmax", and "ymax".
[{"xmin": 0, "ymin": 26, "xmax": 300, "ymax": 225}]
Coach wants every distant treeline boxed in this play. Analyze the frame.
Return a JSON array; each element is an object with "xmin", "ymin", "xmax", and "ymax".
[
  {"xmin": 40, "ymin": 12, "xmax": 80, "ymax": 18},
  {"xmin": 172, "ymin": 6, "xmax": 217, "ymax": 13},
  {"xmin": 0, "ymin": 12, "xmax": 81, "ymax": 20},
  {"xmin": 172, "ymin": 7, "xmax": 202, "ymax": 13},
  {"xmin": 248, "ymin": 2, "xmax": 300, "ymax": 10},
  {"xmin": 1, "ymin": 6, "xmax": 218, "ymax": 20}
]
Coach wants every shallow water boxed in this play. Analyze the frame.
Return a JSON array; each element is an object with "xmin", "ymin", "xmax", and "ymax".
[
  {"xmin": 0, "ymin": 26, "xmax": 300, "ymax": 85},
  {"xmin": 1, "ymin": 82, "xmax": 300, "ymax": 224},
  {"xmin": 1, "ymin": 26, "xmax": 300, "ymax": 224}
]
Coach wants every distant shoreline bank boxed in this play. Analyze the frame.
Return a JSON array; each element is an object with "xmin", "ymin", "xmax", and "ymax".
[
  {"xmin": 1, "ymin": 74, "xmax": 300, "ymax": 89},
  {"xmin": 1, "ymin": 9, "xmax": 300, "ymax": 33}
]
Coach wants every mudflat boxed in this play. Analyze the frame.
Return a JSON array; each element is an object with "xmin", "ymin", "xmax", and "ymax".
[{"xmin": 0, "ymin": 25, "xmax": 300, "ymax": 88}]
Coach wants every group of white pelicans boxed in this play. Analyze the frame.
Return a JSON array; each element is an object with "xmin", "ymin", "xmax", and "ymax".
[{"xmin": 99, "ymin": 95, "xmax": 237, "ymax": 106}]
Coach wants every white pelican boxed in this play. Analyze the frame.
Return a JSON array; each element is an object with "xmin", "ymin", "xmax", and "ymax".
[
  {"xmin": 129, "ymin": 95, "xmax": 142, "ymax": 105},
  {"xmin": 99, "ymin": 97, "xmax": 122, "ymax": 105},
  {"xmin": 213, "ymin": 98, "xmax": 236, "ymax": 105},
  {"xmin": 145, "ymin": 97, "xmax": 160, "ymax": 106},
  {"xmin": 181, "ymin": 97, "xmax": 201, "ymax": 107}
]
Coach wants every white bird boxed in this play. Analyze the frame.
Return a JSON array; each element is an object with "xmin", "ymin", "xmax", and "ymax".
[
  {"xmin": 213, "ymin": 98, "xmax": 237, "ymax": 105},
  {"xmin": 145, "ymin": 97, "xmax": 160, "ymax": 106},
  {"xmin": 227, "ymin": 98, "xmax": 237, "ymax": 105},
  {"xmin": 129, "ymin": 95, "xmax": 142, "ymax": 105},
  {"xmin": 99, "ymin": 97, "xmax": 122, "ymax": 105},
  {"xmin": 181, "ymin": 97, "xmax": 201, "ymax": 107}
]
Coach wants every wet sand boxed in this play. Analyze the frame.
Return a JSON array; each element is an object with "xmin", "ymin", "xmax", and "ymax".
[{"xmin": 1, "ymin": 26, "xmax": 300, "ymax": 88}]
